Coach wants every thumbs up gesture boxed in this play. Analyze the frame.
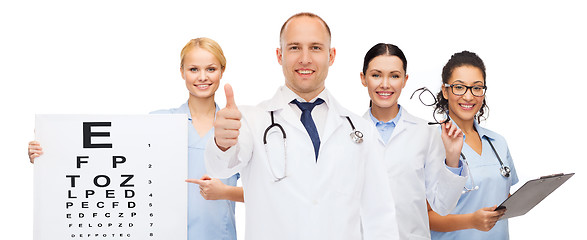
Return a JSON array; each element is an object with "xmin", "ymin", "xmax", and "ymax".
[{"xmin": 214, "ymin": 84, "xmax": 242, "ymax": 151}]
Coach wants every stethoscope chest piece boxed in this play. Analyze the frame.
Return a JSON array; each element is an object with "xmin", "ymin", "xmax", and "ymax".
[
  {"xmin": 500, "ymin": 166, "xmax": 511, "ymax": 178},
  {"xmin": 350, "ymin": 130, "xmax": 363, "ymax": 144},
  {"xmin": 485, "ymin": 136, "xmax": 511, "ymax": 178},
  {"xmin": 344, "ymin": 116, "xmax": 363, "ymax": 144}
]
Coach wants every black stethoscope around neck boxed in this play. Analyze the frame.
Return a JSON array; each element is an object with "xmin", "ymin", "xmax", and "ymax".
[
  {"xmin": 263, "ymin": 111, "xmax": 363, "ymax": 182},
  {"xmin": 461, "ymin": 135, "xmax": 511, "ymax": 193},
  {"xmin": 484, "ymin": 136, "xmax": 511, "ymax": 178},
  {"xmin": 263, "ymin": 111, "xmax": 363, "ymax": 145}
]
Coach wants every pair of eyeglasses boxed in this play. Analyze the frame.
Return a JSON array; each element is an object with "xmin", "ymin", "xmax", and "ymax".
[
  {"xmin": 444, "ymin": 83, "xmax": 487, "ymax": 97},
  {"xmin": 409, "ymin": 87, "xmax": 450, "ymax": 125}
]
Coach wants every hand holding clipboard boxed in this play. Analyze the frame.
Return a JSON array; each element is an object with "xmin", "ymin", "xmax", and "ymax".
[{"xmin": 496, "ymin": 173, "xmax": 574, "ymax": 219}]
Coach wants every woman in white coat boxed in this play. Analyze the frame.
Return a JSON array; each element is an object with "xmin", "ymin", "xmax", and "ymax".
[{"xmin": 360, "ymin": 43, "xmax": 467, "ymax": 240}]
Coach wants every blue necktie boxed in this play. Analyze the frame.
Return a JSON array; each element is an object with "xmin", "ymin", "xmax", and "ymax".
[{"xmin": 292, "ymin": 98, "xmax": 324, "ymax": 161}]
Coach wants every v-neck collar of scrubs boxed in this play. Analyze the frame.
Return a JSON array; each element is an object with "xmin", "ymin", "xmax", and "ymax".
[
  {"xmin": 457, "ymin": 120, "xmax": 498, "ymax": 158},
  {"xmin": 178, "ymin": 101, "xmax": 219, "ymax": 147}
]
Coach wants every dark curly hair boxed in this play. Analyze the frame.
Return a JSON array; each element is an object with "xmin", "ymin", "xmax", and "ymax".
[{"xmin": 434, "ymin": 50, "xmax": 489, "ymax": 123}]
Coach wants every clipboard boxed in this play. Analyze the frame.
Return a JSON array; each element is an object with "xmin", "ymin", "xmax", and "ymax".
[{"xmin": 496, "ymin": 173, "xmax": 574, "ymax": 219}]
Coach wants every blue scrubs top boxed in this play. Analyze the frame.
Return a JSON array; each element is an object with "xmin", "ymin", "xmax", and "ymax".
[
  {"xmin": 431, "ymin": 121, "xmax": 518, "ymax": 240},
  {"xmin": 151, "ymin": 101, "xmax": 239, "ymax": 240}
]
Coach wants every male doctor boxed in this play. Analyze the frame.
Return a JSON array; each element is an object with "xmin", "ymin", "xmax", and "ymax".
[{"xmin": 205, "ymin": 13, "xmax": 399, "ymax": 240}]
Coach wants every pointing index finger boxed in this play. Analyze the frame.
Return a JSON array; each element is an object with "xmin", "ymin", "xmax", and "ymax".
[{"xmin": 185, "ymin": 179, "xmax": 206, "ymax": 185}]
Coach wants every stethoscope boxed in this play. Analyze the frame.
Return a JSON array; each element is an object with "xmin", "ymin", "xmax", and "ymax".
[
  {"xmin": 461, "ymin": 135, "xmax": 511, "ymax": 194},
  {"xmin": 485, "ymin": 136, "xmax": 511, "ymax": 178},
  {"xmin": 263, "ymin": 111, "xmax": 363, "ymax": 182}
]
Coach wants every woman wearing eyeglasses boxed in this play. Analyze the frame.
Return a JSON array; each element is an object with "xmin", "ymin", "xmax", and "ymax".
[
  {"xmin": 360, "ymin": 43, "xmax": 467, "ymax": 240},
  {"xmin": 428, "ymin": 51, "xmax": 519, "ymax": 240}
]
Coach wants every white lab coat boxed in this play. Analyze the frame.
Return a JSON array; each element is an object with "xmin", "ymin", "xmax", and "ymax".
[
  {"xmin": 363, "ymin": 108, "xmax": 467, "ymax": 240},
  {"xmin": 206, "ymin": 86, "xmax": 399, "ymax": 240}
]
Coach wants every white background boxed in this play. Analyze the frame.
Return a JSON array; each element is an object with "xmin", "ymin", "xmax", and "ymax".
[{"xmin": 1, "ymin": 0, "xmax": 585, "ymax": 239}]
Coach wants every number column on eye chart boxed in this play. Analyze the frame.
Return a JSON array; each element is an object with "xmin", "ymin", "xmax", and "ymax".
[{"xmin": 147, "ymin": 143, "xmax": 155, "ymax": 238}]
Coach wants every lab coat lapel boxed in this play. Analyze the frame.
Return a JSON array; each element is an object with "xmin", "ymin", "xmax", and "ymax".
[
  {"xmin": 362, "ymin": 110, "xmax": 386, "ymax": 145},
  {"xmin": 265, "ymin": 88, "xmax": 321, "ymax": 173},
  {"xmin": 264, "ymin": 88, "xmax": 308, "ymax": 135},
  {"xmin": 362, "ymin": 108, "xmax": 416, "ymax": 146},
  {"xmin": 320, "ymin": 91, "xmax": 344, "ymax": 146},
  {"xmin": 388, "ymin": 108, "xmax": 417, "ymax": 144}
]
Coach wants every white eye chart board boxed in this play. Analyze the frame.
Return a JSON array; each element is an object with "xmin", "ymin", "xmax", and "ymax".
[{"xmin": 33, "ymin": 114, "xmax": 187, "ymax": 239}]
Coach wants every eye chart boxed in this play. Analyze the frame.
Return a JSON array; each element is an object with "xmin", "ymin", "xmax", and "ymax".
[{"xmin": 34, "ymin": 115, "xmax": 187, "ymax": 239}]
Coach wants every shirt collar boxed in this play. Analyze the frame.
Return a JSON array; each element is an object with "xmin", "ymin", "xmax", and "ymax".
[
  {"xmin": 369, "ymin": 105, "xmax": 402, "ymax": 127},
  {"xmin": 473, "ymin": 120, "xmax": 496, "ymax": 141},
  {"xmin": 281, "ymin": 85, "xmax": 330, "ymax": 106}
]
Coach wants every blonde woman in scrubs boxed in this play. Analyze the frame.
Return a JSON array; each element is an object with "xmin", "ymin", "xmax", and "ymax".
[{"xmin": 28, "ymin": 37, "xmax": 243, "ymax": 240}]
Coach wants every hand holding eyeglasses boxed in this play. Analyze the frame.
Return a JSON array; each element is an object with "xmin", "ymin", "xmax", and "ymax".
[
  {"xmin": 410, "ymin": 87, "xmax": 464, "ymax": 167},
  {"xmin": 214, "ymin": 84, "xmax": 242, "ymax": 151},
  {"xmin": 440, "ymin": 121, "xmax": 464, "ymax": 168}
]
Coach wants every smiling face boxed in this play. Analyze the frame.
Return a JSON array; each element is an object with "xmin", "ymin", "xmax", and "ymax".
[
  {"xmin": 181, "ymin": 47, "xmax": 223, "ymax": 100},
  {"xmin": 442, "ymin": 65, "xmax": 485, "ymax": 123},
  {"xmin": 276, "ymin": 16, "xmax": 335, "ymax": 101},
  {"xmin": 361, "ymin": 55, "xmax": 407, "ymax": 119}
]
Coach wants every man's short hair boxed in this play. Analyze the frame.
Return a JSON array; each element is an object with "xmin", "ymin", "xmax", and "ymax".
[{"xmin": 279, "ymin": 12, "xmax": 331, "ymax": 46}]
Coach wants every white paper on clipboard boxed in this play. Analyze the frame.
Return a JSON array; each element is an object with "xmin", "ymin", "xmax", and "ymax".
[{"xmin": 497, "ymin": 173, "xmax": 574, "ymax": 219}]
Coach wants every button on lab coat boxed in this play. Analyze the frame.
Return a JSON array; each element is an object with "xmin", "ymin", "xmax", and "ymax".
[
  {"xmin": 363, "ymin": 108, "xmax": 467, "ymax": 240},
  {"xmin": 206, "ymin": 86, "xmax": 399, "ymax": 240}
]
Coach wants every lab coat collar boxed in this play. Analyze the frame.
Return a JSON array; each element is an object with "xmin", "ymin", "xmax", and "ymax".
[
  {"xmin": 367, "ymin": 105, "xmax": 402, "ymax": 128},
  {"xmin": 263, "ymin": 85, "xmax": 349, "ymax": 144},
  {"xmin": 320, "ymin": 89, "xmax": 351, "ymax": 144},
  {"xmin": 265, "ymin": 85, "xmax": 331, "ymax": 111},
  {"xmin": 363, "ymin": 107, "xmax": 418, "ymax": 145}
]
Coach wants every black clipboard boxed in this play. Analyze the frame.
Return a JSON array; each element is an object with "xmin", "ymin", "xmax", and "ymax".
[{"xmin": 496, "ymin": 173, "xmax": 574, "ymax": 219}]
